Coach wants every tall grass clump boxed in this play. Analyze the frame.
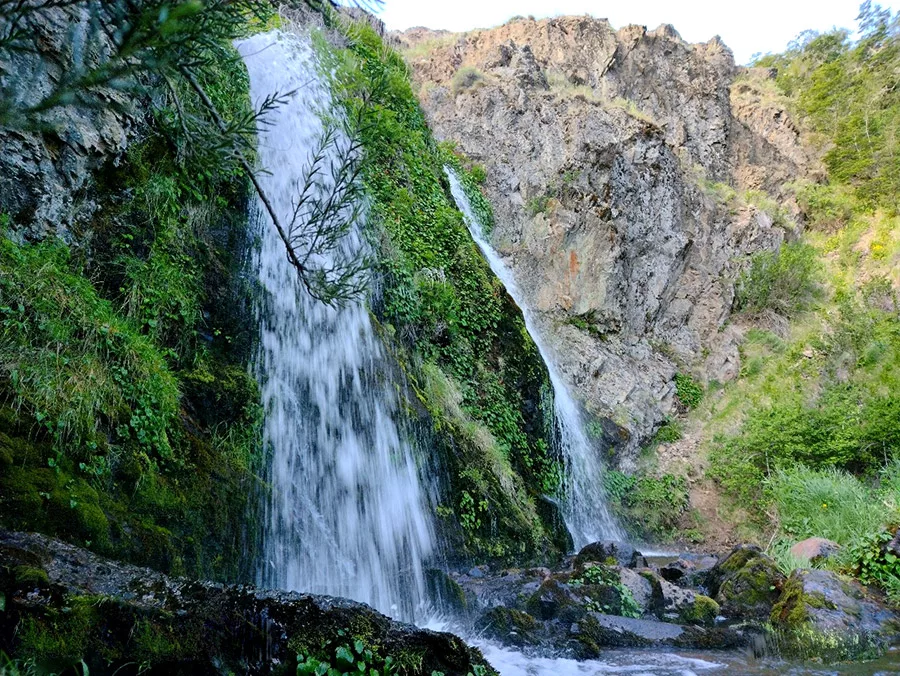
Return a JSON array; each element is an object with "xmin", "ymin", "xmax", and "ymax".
[
  {"xmin": 450, "ymin": 66, "xmax": 486, "ymax": 95},
  {"xmin": 0, "ymin": 235, "xmax": 179, "ymax": 460},
  {"xmin": 766, "ymin": 465, "xmax": 890, "ymax": 546}
]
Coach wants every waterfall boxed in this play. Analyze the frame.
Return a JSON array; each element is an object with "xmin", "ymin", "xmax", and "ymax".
[
  {"xmin": 239, "ymin": 30, "xmax": 434, "ymax": 621},
  {"xmin": 445, "ymin": 168, "xmax": 623, "ymax": 549}
]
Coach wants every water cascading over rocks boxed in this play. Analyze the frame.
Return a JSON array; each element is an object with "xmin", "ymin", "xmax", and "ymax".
[
  {"xmin": 239, "ymin": 30, "xmax": 435, "ymax": 622},
  {"xmin": 445, "ymin": 168, "xmax": 623, "ymax": 548}
]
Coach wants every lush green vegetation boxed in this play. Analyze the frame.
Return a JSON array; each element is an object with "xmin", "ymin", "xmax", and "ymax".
[
  {"xmin": 734, "ymin": 242, "xmax": 822, "ymax": 317},
  {"xmin": 0, "ymin": 40, "xmax": 263, "ymax": 581},
  {"xmin": 756, "ymin": 4, "xmax": 899, "ymax": 210},
  {"xmin": 603, "ymin": 471, "xmax": 690, "ymax": 542},
  {"xmin": 697, "ymin": 3, "xmax": 900, "ymax": 603},
  {"xmin": 570, "ymin": 564, "xmax": 643, "ymax": 618},
  {"xmin": 314, "ymin": 21, "xmax": 565, "ymax": 561}
]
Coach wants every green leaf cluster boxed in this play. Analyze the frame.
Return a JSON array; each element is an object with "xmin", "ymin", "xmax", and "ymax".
[{"xmin": 603, "ymin": 471, "xmax": 689, "ymax": 541}]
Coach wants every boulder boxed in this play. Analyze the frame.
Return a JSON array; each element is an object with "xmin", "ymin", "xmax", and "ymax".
[
  {"xmin": 706, "ymin": 545, "xmax": 785, "ymax": 620},
  {"xmin": 474, "ymin": 607, "xmax": 542, "ymax": 647},
  {"xmin": 570, "ymin": 613, "xmax": 746, "ymax": 657},
  {"xmin": 456, "ymin": 567, "xmax": 546, "ymax": 612},
  {"xmin": 0, "ymin": 530, "xmax": 494, "ymax": 675},
  {"xmin": 619, "ymin": 567, "xmax": 654, "ymax": 613},
  {"xmin": 639, "ymin": 571, "xmax": 719, "ymax": 627},
  {"xmin": 769, "ymin": 569, "xmax": 900, "ymax": 660},
  {"xmin": 525, "ymin": 578, "xmax": 581, "ymax": 621},
  {"xmin": 574, "ymin": 541, "xmax": 642, "ymax": 569},
  {"xmin": 426, "ymin": 568, "xmax": 469, "ymax": 615},
  {"xmin": 789, "ymin": 537, "xmax": 840, "ymax": 564},
  {"xmin": 658, "ymin": 554, "xmax": 718, "ymax": 588}
]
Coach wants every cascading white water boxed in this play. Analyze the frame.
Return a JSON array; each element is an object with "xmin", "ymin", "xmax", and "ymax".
[
  {"xmin": 239, "ymin": 30, "xmax": 434, "ymax": 621},
  {"xmin": 445, "ymin": 169, "xmax": 623, "ymax": 548}
]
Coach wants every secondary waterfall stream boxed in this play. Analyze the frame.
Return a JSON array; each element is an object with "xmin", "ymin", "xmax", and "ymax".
[
  {"xmin": 445, "ymin": 169, "xmax": 623, "ymax": 548},
  {"xmin": 239, "ymin": 31, "xmax": 434, "ymax": 622}
]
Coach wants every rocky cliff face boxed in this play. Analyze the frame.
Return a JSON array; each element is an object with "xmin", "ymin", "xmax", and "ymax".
[
  {"xmin": 397, "ymin": 16, "xmax": 818, "ymax": 462},
  {"xmin": 0, "ymin": 5, "xmax": 135, "ymax": 241}
]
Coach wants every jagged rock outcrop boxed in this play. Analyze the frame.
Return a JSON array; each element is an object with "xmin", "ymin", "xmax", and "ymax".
[
  {"xmin": 0, "ymin": 530, "xmax": 494, "ymax": 675},
  {"xmin": 396, "ymin": 16, "xmax": 817, "ymax": 461}
]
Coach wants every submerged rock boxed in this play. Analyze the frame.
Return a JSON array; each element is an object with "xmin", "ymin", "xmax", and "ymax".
[{"xmin": 0, "ymin": 530, "xmax": 494, "ymax": 675}]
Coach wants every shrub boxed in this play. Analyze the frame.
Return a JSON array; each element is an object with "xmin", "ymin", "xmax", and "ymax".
[
  {"xmin": 603, "ymin": 471, "xmax": 690, "ymax": 541},
  {"xmin": 735, "ymin": 242, "xmax": 822, "ymax": 317},
  {"xmin": 653, "ymin": 418, "xmax": 683, "ymax": 444},
  {"xmin": 791, "ymin": 181, "xmax": 858, "ymax": 231},
  {"xmin": 450, "ymin": 66, "xmax": 486, "ymax": 95},
  {"xmin": 848, "ymin": 526, "xmax": 900, "ymax": 605},
  {"xmin": 674, "ymin": 373, "xmax": 703, "ymax": 410}
]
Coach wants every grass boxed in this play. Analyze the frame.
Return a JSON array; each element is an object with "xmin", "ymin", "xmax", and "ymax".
[
  {"xmin": 766, "ymin": 465, "xmax": 890, "ymax": 547},
  {"xmin": 450, "ymin": 66, "xmax": 487, "ymax": 95},
  {"xmin": 0, "ymin": 235, "xmax": 179, "ymax": 460},
  {"xmin": 401, "ymin": 33, "xmax": 458, "ymax": 61}
]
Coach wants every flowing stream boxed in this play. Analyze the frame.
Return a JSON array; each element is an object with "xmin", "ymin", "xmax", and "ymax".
[
  {"xmin": 239, "ymin": 31, "xmax": 434, "ymax": 622},
  {"xmin": 445, "ymin": 168, "xmax": 623, "ymax": 548}
]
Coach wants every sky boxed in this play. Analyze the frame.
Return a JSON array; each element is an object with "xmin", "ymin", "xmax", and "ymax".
[{"xmin": 375, "ymin": 1, "xmax": 900, "ymax": 65}]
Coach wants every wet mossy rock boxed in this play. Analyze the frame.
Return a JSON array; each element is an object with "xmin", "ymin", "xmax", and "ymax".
[
  {"xmin": 0, "ymin": 530, "xmax": 496, "ymax": 675},
  {"xmin": 526, "ymin": 578, "xmax": 581, "ymax": 621},
  {"xmin": 574, "ymin": 541, "xmax": 643, "ymax": 569},
  {"xmin": 706, "ymin": 545, "xmax": 785, "ymax": 620},
  {"xmin": 769, "ymin": 568, "xmax": 900, "ymax": 660},
  {"xmin": 474, "ymin": 607, "xmax": 541, "ymax": 647}
]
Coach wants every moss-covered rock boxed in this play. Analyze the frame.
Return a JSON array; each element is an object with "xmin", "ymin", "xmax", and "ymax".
[
  {"xmin": 678, "ymin": 594, "xmax": 719, "ymax": 627},
  {"xmin": 426, "ymin": 568, "xmax": 469, "ymax": 615},
  {"xmin": 768, "ymin": 569, "xmax": 900, "ymax": 660},
  {"xmin": 0, "ymin": 530, "xmax": 496, "ymax": 675},
  {"xmin": 707, "ymin": 545, "xmax": 785, "ymax": 620},
  {"xmin": 526, "ymin": 578, "xmax": 581, "ymax": 621},
  {"xmin": 475, "ymin": 607, "xmax": 541, "ymax": 647}
]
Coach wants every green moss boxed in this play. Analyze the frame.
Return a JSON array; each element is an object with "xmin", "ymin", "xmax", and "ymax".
[
  {"xmin": 0, "ymin": 39, "xmax": 262, "ymax": 583},
  {"xmin": 132, "ymin": 620, "xmax": 197, "ymax": 663},
  {"xmin": 679, "ymin": 594, "xmax": 719, "ymax": 627},
  {"xmin": 16, "ymin": 598, "xmax": 97, "ymax": 664},
  {"xmin": 718, "ymin": 556, "xmax": 783, "ymax": 614},
  {"xmin": 12, "ymin": 566, "xmax": 49, "ymax": 587},
  {"xmin": 476, "ymin": 607, "xmax": 540, "ymax": 646}
]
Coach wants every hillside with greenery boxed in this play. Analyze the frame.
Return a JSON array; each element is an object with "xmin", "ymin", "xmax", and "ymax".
[{"xmin": 653, "ymin": 2, "xmax": 900, "ymax": 603}]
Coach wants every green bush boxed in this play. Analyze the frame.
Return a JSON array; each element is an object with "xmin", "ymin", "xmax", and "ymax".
[
  {"xmin": 674, "ymin": 373, "xmax": 704, "ymax": 410},
  {"xmin": 653, "ymin": 418, "xmax": 683, "ymax": 444},
  {"xmin": 603, "ymin": 471, "xmax": 690, "ymax": 541},
  {"xmin": 735, "ymin": 242, "xmax": 822, "ymax": 317},
  {"xmin": 848, "ymin": 526, "xmax": 900, "ymax": 604}
]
